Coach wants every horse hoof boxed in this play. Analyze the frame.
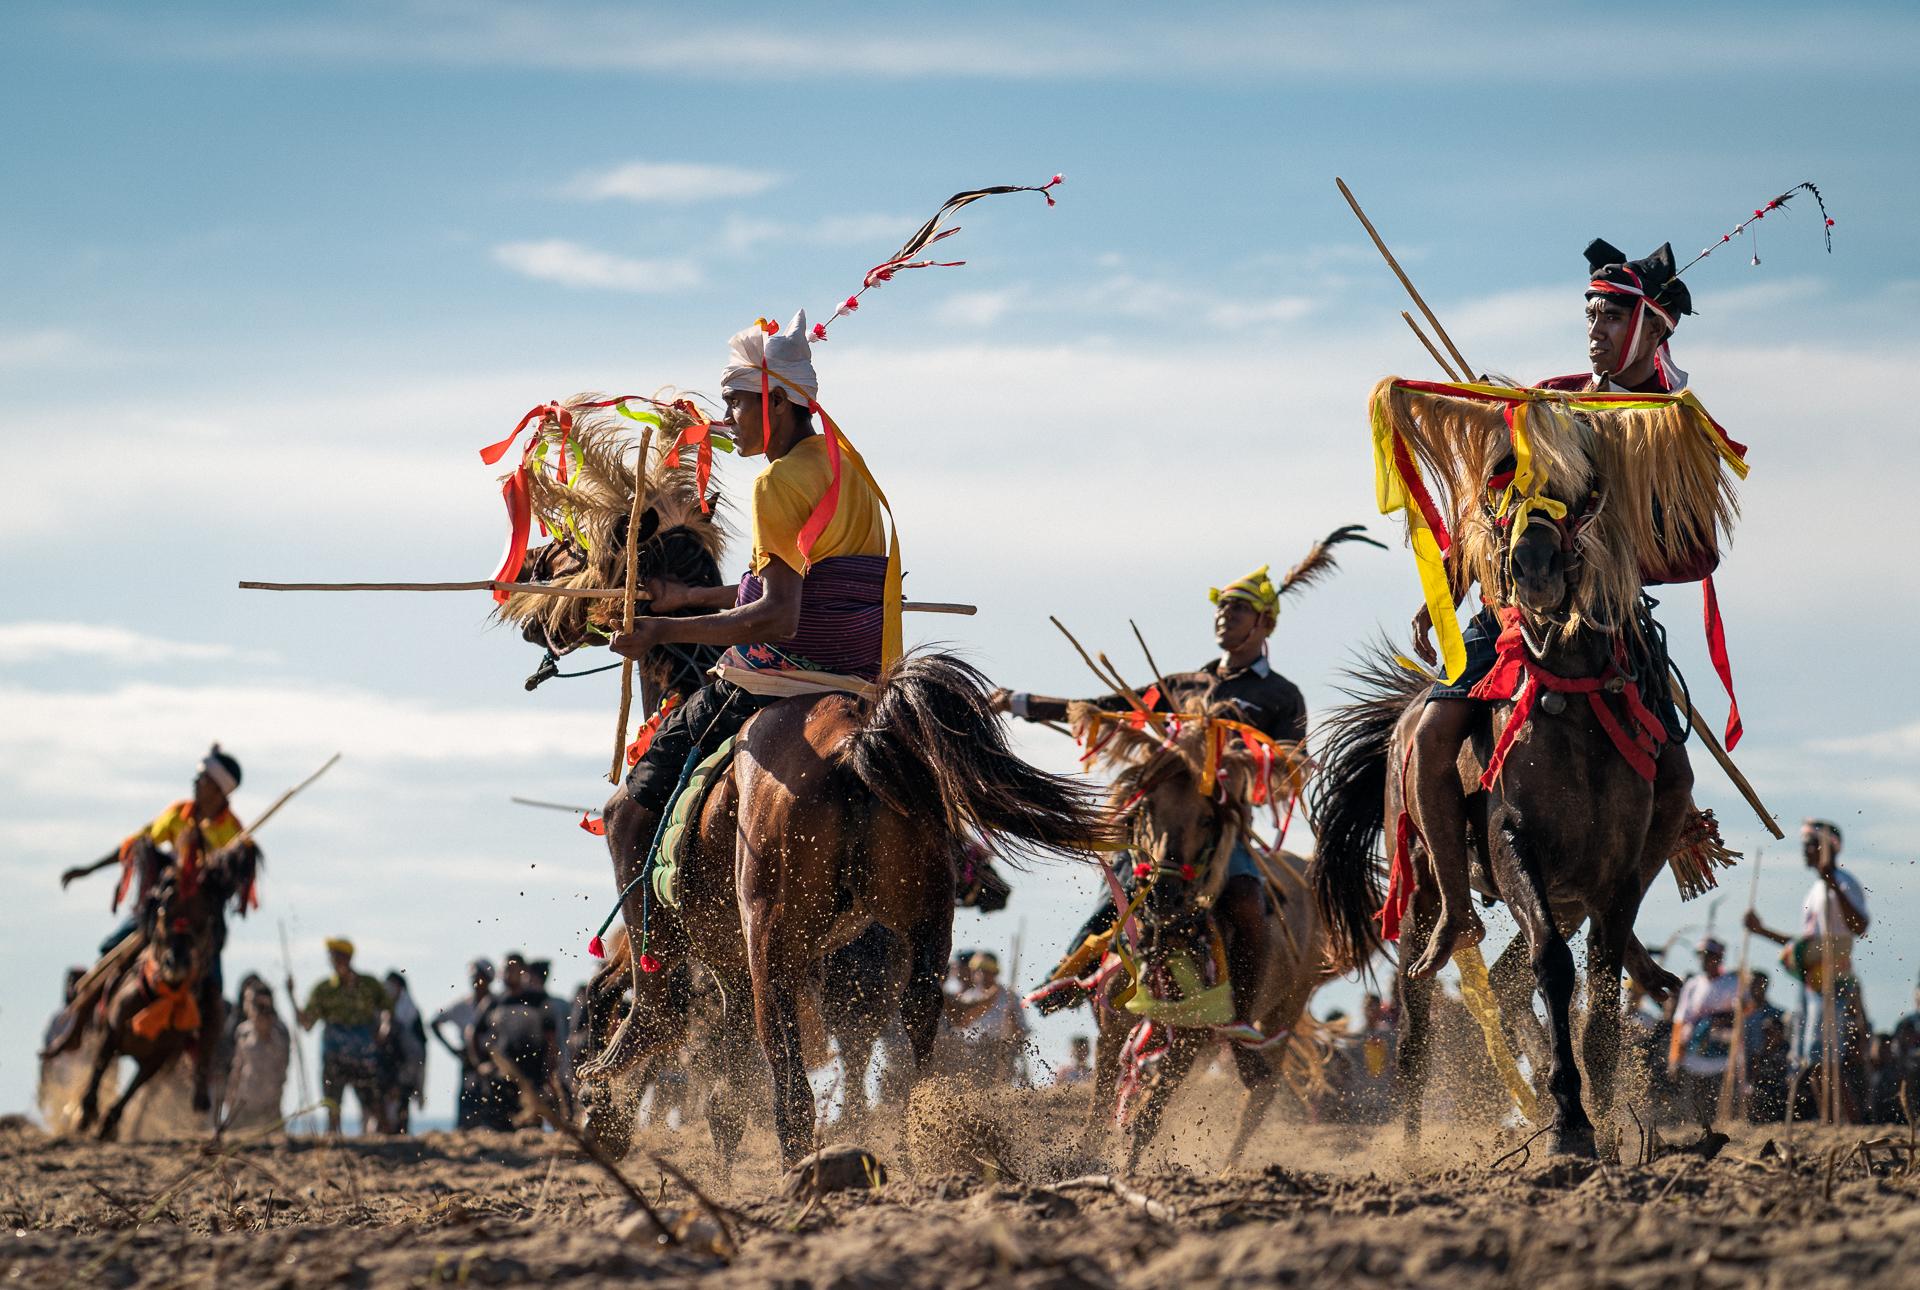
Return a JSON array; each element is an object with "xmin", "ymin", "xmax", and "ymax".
[
  {"xmin": 1552, "ymin": 1127, "xmax": 1597, "ymax": 1159},
  {"xmin": 579, "ymin": 1099, "xmax": 634, "ymax": 1161}
]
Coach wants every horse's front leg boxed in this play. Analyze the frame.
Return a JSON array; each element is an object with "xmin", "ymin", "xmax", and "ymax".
[
  {"xmin": 1080, "ymin": 999, "xmax": 1128, "ymax": 1154},
  {"xmin": 77, "ymin": 1028, "xmax": 117, "ymax": 1132},
  {"xmin": 190, "ymin": 981, "xmax": 222, "ymax": 1119},
  {"xmin": 703, "ymin": 969, "xmax": 759, "ymax": 1172},
  {"xmin": 1125, "ymin": 1028, "xmax": 1205, "ymax": 1173},
  {"xmin": 578, "ymin": 948, "xmax": 692, "ymax": 1161},
  {"xmin": 1395, "ymin": 926, "xmax": 1437, "ymax": 1150},
  {"xmin": 1583, "ymin": 886, "xmax": 1639, "ymax": 1126},
  {"xmin": 98, "ymin": 1049, "xmax": 169, "ymax": 1142},
  {"xmin": 1224, "ymin": 1040, "xmax": 1280, "ymax": 1167},
  {"xmin": 584, "ymin": 791, "xmax": 687, "ymax": 1086},
  {"xmin": 1499, "ymin": 825, "xmax": 1593, "ymax": 1156}
]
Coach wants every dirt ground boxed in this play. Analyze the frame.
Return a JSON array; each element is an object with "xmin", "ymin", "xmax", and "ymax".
[{"xmin": 5, "ymin": 1071, "xmax": 1918, "ymax": 1290}]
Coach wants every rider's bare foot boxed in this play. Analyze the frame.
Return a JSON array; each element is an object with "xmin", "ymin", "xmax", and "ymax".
[{"xmin": 1405, "ymin": 904, "xmax": 1484, "ymax": 979}]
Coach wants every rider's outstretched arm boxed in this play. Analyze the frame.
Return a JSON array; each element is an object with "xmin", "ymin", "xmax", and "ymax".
[
  {"xmin": 59, "ymin": 852, "xmax": 121, "ymax": 889},
  {"xmin": 611, "ymin": 561, "xmax": 804, "ymax": 656}
]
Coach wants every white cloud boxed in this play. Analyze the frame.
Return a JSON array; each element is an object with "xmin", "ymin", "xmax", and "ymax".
[
  {"xmin": 0, "ymin": 328, "xmax": 91, "ymax": 369},
  {"xmin": 0, "ymin": 622, "xmax": 275, "ymax": 667},
  {"xmin": 567, "ymin": 161, "xmax": 778, "ymax": 204},
  {"xmin": 490, "ymin": 240, "xmax": 703, "ymax": 293}
]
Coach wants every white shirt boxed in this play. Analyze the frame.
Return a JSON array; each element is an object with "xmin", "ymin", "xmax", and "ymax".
[
  {"xmin": 1800, "ymin": 867, "xmax": 1868, "ymax": 945},
  {"xmin": 1672, "ymin": 971, "xmax": 1742, "ymax": 1076}
]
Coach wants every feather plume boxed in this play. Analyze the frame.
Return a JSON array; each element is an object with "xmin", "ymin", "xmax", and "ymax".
[{"xmin": 1277, "ymin": 524, "xmax": 1387, "ymax": 599}]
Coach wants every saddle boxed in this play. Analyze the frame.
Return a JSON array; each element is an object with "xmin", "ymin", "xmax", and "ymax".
[{"xmin": 650, "ymin": 736, "xmax": 738, "ymax": 910}]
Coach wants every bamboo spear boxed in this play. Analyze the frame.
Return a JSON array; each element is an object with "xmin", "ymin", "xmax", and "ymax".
[
  {"xmin": 1337, "ymin": 177, "xmax": 1475, "ymax": 377},
  {"xmin": 609, "ymin": 428, "xmax": 656, "ymax": 783},
  {"xmin": 1402, "ymin": 311, "xmax": 1463, "ymax": 381},
  {"xmin": 238, "ymin": 581, "xmax": 975, "ymax": 615},
  {"xmin": 1668, "ymin": 670, "xmax": 1784, "ymax": 840},
  {"xmin": 1717, "ymin": 848, "xmax": 1765, "ymax": 1123}
]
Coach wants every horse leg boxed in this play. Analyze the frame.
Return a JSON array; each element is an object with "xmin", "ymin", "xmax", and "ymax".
[
  {"xmin": 190, "ymin": 981, "xmax": 222, "ymax": 1119},
  {"xmin": 1582, "ymin": 888, "xmax": 1637, "ymax": 1125},
  {"xmin": 1501, "ymin": 829, "xmax": 1593, "ymax": 1156},
  {"xmin": 1396, "ymin": 951, "xmax": 1435, "ymax": 1150},
  {"xmin": 900, "ymin": 910, "xmax": 951, "ymax": 1075},
  {"xmin": 77, "ymin": 1030, "xmax": 117, "ymax": 1132},
  {"xmin": 1126, "ymin": 1029, "xmax": 1205, "ymax": 1174},
  {"xmin": 579, "ymin": 956, "xmax": 691, "ymax": 1160},
  {"xmin": 703, "ymin": 970, "xmax": 759, "ymax": 1173},
  {"xmin": 98, "ymin": 1049, "xmax": 169, "ymax": 1142},
  {"xmin": 1080, "ymin": 1002, "xmax": 1128, "ymax": 1153},
  {"xmin": 1224, "ymin": 1041, "xmax": 1280, "ymax": 1167},
  {"xmin": 1403, "ymin": 702, "xmax": 1486, "ymax": 979},
  {"xmin": 1489, "ymin": 934, "xmax": 1553, "ymax": 1092}
]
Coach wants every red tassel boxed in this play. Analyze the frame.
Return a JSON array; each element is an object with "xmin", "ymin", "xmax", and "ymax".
[
  {"xmin": 579, "ymin": 814, "xmax": 606, "ymax": 836},
  {"xmin": 1179, "ymin": 864, "xmax": 1196, "ymax": 881},
  {"xmin": 639, "ymin": 953, "xmax": 661, "ymax": 974},
  {"xmin": 587, "ymin": 935, "xmax": 605, "ymax": 959},
  {"xmin": 1132, "ymin": 861, "xmax": 1152, "ymax": 880}
]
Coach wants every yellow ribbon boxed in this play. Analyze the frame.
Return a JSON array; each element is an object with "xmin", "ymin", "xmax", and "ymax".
[
  {"xmin": 1452, "ymin": 942, "xmax": 1539, "ymax": 1123},
  {"xmin": 1371, "ymin": 396, "xmax": 1466, "ymax": 682}
]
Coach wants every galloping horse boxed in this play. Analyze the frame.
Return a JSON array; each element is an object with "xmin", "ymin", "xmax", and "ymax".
[
  {"xmin": 1071, "ymin": 695, "xmax": 1334, "ymax": 1170},
  {"xmin": 579, "ymin": 654, "xmax": 1105, "ymax": 1168},
  {"xmin": 1312, "ymin": 378, "xmax": 1742, "ymax": 1154},
  {"xmin": 76, "ymin": 842, "xmax": 259, "ymax": 1139}
]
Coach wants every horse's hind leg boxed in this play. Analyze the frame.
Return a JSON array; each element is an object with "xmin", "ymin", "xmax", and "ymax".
[
  {"xmin": 1500, "ymin": 829, "xmax": 1593, "ymax": 1156},
  {"xmin": 77, "ymin": 1030, "xmax": 117, "ymax": 1132},
  {"xmin": 579, "ymin": 958, "xmax": 691, "ymax": 1160},
  {"xmin": 899, "ymin": 911, "xmax": 951, "ymax": 1073},
  {"xmin": 1490, "ymin": 935, "xmax": 1552, "ymax": 1094}
]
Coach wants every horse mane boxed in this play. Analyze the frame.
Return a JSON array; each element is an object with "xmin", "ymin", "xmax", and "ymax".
[
  {"xmin": 1068, "ymin": 693, "xmax": 1299, "ymax": 816},
  {"xmin": 494, "ymin": 392, "xmax": 731, "ymax": 645},
  {"xmin": 1370, "ymin": 376, "xmax": 1739, "ymax": 637}
]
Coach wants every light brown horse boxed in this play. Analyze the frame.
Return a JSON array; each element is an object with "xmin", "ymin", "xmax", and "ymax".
[
  {"xmin": 1069, "ymin": 699, "xmax": 1334, "ymax": 1170},
  {"xmin": 578, "ymin": 654, "xmax": 1107, "ymax": 1169},
  {"xmin": 75, "ymin": 843, "xmax": 258, "ymax": 1139}
]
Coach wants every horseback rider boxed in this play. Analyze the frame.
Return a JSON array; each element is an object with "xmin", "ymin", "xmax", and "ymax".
[
  {"xmin": 601, "ymin": 311, "xmax": 894, "ymax": 880},
  {"xmin": 60, "ymin": 745, "xmax": 246, "ymax": 958},
  {"xmin": 1402, "ymin": 239, "xmax": 1719, "ymax": 977},
  {"xmin": 997, "ymin": 565, "xmax": 1308, "ymax": 1034}
]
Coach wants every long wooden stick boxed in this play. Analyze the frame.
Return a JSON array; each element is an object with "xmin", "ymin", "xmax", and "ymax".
[
  {"xmin": 609, "ymin": 428, "xmax": 656, "ymax": 783},
  {"xmin": 1048, "ymin": 616, "xmax": 1149, "ymax": 715},
  {"xmin": 1668, "ymin": 670, "xmax": 1784, "ymax": 839},
  {"xmin": 1403, "ymin": 311, "xmax": 1464, "ymax": 381},
  {"xmin": 1718, "ymin": 848, "xmax": 1765, "ymax": 1122},
  {"xmin": 239, "ymin": 580, "xmax": 975, "ymax": 614},
  {"xmin": 1128, "ymin": 619, "xmax": 1173, "ymax": 701},
  {"xmin": 231, "ymin": 752, "xmax": 341, "ymax": 851},
  {"xmin": 510, "ymin": 795, "xmax": 599, "ymax": 814},
  {"xmin": 1336, "ymin": 177, "xmax": 1475, "ymax": 378},
  {"xmin": 278, "ymin": 920, "xmax": 316, "ymax": 1135}
]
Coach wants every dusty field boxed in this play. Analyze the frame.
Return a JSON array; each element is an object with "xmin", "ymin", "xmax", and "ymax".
[{"xmin": 4, "ymin": 1073, "xmax": 1917, "ymax": 1290}]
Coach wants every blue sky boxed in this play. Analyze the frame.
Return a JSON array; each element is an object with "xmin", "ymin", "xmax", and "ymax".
[{"xmin": 3, "ymin": 1, "xmax": 1918, "ymax": 1120}]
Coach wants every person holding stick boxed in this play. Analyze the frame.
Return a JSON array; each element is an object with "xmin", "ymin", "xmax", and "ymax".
[
  {"xmin": 997, "ymin": 547, "xmax": 1371, "ymax": 1032},
  {"xmin": 1744, "ymin": 819, "xmax": 1870, "ymax": 1120},
  {"xmin": 1402, "ymin": 238, "xmax": 1736, "ymax": 978},
  {"xmin": 599, "ymin": 311, "xmax": 895, "ymax": 923}
]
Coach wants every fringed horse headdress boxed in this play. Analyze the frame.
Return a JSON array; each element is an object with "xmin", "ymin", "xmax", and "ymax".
[
  {"xmin": 1370, "ymin": 376, "xmax": 1748, "ymax": 704},
  {"xmin": 483, "ymin": 393, "xmax": 730, "ymax": 650}
]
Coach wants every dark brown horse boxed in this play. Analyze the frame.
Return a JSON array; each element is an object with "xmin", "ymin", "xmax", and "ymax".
[
  {"xmin": 75, "ymin": 843, "xmax": 259, "ymax": 1139},
  {"xmin": 1312, "ymin": 528, "xmax": 1696, "ymax": 1152},
  {"xmin": 1068, "ymin": 699, "xmax": 1334, "ymax": 1170},
  {"xmin": 578, "ymin": 655, "xmax": 1106, "ymax": 1169}
]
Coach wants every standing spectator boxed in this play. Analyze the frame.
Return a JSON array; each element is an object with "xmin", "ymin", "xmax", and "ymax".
[
  {"xmin": 224, "ymin": 982, "xmax": 291, "ymax": 1133},
  {"xmin": 470, "ymin": 951, "xmax": 560, "ymax": 1125},
  {"xmin": 1742, "ymin": 970, "xmax": 1792, "ymax": 1123},
  {"xmin": 1055, "ymin": 1035, "xmax": 1094, "ymax": 1085},
  {"xmin": 1745, "ymin": 818, "xmax": 1871, "ymax": 1120},
  {"xmin": 378, "ymin": 971, "xmax": 428, "ymax": 1134},
  {"xmin": 1668, "ymin": 937, "xmax": 1740, "ymax": 1124},
  {"xmin": 526, "ymin": 961, "xmax": 571, "ymax": 1095},
  {"xmin": 431, "ymin": 959, "xmax": 500, "ymax": 1130},
  {"xmin": 1888, "ymin": 972, "xmax": 1920, "ymax": 1123},
  {"xmin": 948, "ymin": 952, "xmax": 1029, "ymax": 1084},
  {"xmin": 289, "ymin": 937, "xmax": 390, "ymax": 1134}
]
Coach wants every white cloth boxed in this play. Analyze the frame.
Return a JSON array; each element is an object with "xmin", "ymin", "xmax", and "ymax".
[
  {"xmin": 1800, "ymin": 867, "xmax": 1868, "ymax": 945},
  {"xmin": 1672, "ymin": 971, "xmax": 1742, "ymax": 1076},
  {"xmin": 720, "ymin": 310, "xmax": 818, "ymax": 400}
]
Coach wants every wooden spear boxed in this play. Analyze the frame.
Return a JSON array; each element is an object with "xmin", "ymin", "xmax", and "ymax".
[
  {"xmin": 1402, "ymin": 311, "xmax": 1464, "ymax": 381},
  {"xmin": 1668, "ymin": 669, "xmax": 1784, "ymax": 840},
  {"xmin": 238, "ymin": 581, "xmax": 976, "ymax": 615},
  {"xmin": 609, "ymin": 428, "xmax": 656, "ymax": 783},
  {"xmin": 1337, "ymin": 177, "xmax": 1476, "ymax": 378}
]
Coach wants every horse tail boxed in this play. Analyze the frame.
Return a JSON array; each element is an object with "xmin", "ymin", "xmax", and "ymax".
[
  {"xmin": 847, "ymin": 653, "xmax": 1109, "ymax": 855},
  {"xmin": 1308, "ymin": 642, "xmax": 1429, "ymax": 971}
]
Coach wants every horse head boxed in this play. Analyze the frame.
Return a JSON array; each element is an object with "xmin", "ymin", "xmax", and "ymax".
[
  {"xmin": 494, "ymin": 397, "xmax": 730, "ymax": 698},
  {"xmin": 142, "ymin": 874, "xmax": 222, "ymax": 991}
]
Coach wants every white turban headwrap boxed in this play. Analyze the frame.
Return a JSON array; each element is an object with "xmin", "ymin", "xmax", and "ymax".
[{"xmin": 720, "ymin": 310, "xmax": 818, "ymax": 402}]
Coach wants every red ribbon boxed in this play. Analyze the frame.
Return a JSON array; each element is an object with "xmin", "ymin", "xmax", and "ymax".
[
  {"xmin": 625, "ymin": 692, "xmax": 682, "ymax": 766},
  {"xmin": 1391, "ymin": 432, "xmax": 1452, "ymax": 553},
  {"xmin": 1702, "ymin": 575, "xmax": 1742, "ymax": 749},
  {"xmin": 660, "ymin": 401, "xmax": 719, "ymax": 513},
  {"xmin": 579, "ymin": 815, "xmax": 607, "ymax": 836},
  {"xmin": 1469, "ymin": 607, "xmax": 1664, "ymax": 787}
]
